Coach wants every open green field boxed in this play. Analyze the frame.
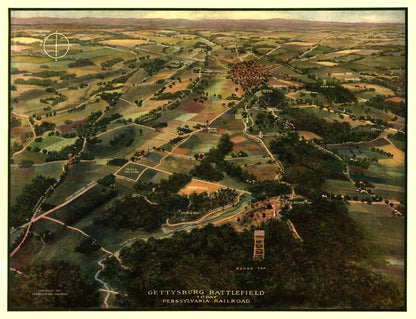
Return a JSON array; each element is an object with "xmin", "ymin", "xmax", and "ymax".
[
  {"xmin": 202, "ymin": 100, "xmax": 228, "ymax": 114},
  {"xmin": 226, "ymin": 155, "xmax": 268, "ymax": 166},
  {"xmin": 157, "ymin": 155, "xmax": 196, "ymax": 175},
  {"xmin": 66, "ymin": 47, "xmax": 121, "ymax": 60},
  {"xmin": 45, "ymin": 161, "xmax": 117, "ymax": 206},
  {"xmin": 138, "ymin": 169, "xmax": 170, "ymax": 184},
  {"xmin": 11, "ymin": 55, "xmax": 51, "ymax": 64},
  {"xmin": 11, "ymin": 86, "xmax": 60, "ymax": 115},
  {"xmin": 218, "ymin": 174, "xmax": 249, "ymax": 191},
  {"xmin": 322, "ymin": 178, "xmax": 403, "ymax": 203},
  {"xmin": 348, "ymin": 202, "xmax": 404, "ymax": 259},
  {"xmin": 29, "ymin": 176, "xmax": 150, "ymax": 276},
  {"xmin": 327, "ymin": 137, "xmax": 390, "ymax": 152},
  {"xmin": 206, "ymin": 75, "xmax": 244, "ymax": 98},
  {"xmin": 11, "ymin": 77, "xmax": 118, "ymax": 119},
  {"xmin": 343, "ymin": 104, "xmax": 397, "ymax": 123},
  {"xmin": 10, "ymin": 162, "xmax": 65, "ymax": 205},
  {"xmin": 85, "ymin": 125, "xmax": 153, "ymax": 159},
  {"xmin": 299, "ymin": 106, "xmax": 347, "ymax": 123},
  {"xmin": 388, "ymin": 136, "xmax": 405, "ymax": 152},
  {"xmin": 110, "ymin": 83, "xmax": 164, "ymax": 118},
  {"xmin": 211, "ymin": 108, "xmax": 244, "ymax": 134},
  {"xmin": 347, "ymin": 202, "xmax": 405, "ymax": 295},
  {"xmin": 330, "ymin": 138, "xmax": 404, "ymax": 189},
  {"xmin": 13, "ymin": 149, "xmax": 47, "ymax": 164},
  {"xmin": 342, "ymin": 83, "xmax": 395, "ymax": 98},
  {"xmin": 51, "ymin": 99, "xmax": 109, "ymax": 126},
  {"xmin": 138, "ymin": 131, "xmax": 173, "ymax": 151},
  {"xmin": 32, "ymin": 218, "xmax": 105, "ymax": 277},
  {"xmin": 30, "ymin": 136, "xmax": 78, "ymax": 151},
  {"xmin": 100, "ymin": 39, "xmax": 150, "ymax": 48},
  {"xmin": 324, "ymin": 179, "xmax": 357, "ymax": 197},
  {"xmin": 357, "ymin": 55, "xmax": 405, "ymax": 69},
  {"xmin": 135, "ymin": 152, "xmax": 162, "ymax": 167},
  {"xmin": 365, "ymin": 163, "xmax": 405, "ymax": 187},
  {"xmin": 124, "ymin": 69, "xmax": 149, "ymax": 86},
  {"xmin": 373, "ymin": 183, "xmax": 405, "ymax": 202}
]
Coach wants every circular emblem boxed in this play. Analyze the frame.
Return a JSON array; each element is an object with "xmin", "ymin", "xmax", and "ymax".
[{"xmin": 43, "ymin": 31, "xmax": 70, "ymax": 61}]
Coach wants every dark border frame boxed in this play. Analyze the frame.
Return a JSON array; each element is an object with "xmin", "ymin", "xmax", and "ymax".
[{"xmin": 7, "ymin": 7, "xmax": 408, "ymax": 311}]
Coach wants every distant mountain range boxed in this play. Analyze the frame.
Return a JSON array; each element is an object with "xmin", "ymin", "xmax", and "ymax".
[{"xmin": 11, "ymin": 16, "xmax": 402, "ymax": 29}]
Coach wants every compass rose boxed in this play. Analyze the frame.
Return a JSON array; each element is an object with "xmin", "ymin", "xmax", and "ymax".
[{"xmin": 43, "ymin": 31, "xmax": 70, "ymax": 61}]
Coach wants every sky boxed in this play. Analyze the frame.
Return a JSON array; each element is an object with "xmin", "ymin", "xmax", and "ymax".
[{"xmin": 11, "ymin": 10, "xmax": 405, "ymax": 24}]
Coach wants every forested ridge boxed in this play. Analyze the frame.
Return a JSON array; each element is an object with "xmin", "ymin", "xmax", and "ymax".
[{"xmin": 99, "ymin": 200, "xmax": 403, "ymax": 310}]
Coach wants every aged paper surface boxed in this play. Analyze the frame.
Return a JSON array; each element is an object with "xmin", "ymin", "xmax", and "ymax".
[{"xmin": 2, "ymin": 0, "xmax": 413, "ymax": 317}]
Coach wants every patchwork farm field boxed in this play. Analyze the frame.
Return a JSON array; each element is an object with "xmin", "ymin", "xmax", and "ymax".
[{"xmin": 177, "ymin": 132, "xmax": 221, "ymax": 155}]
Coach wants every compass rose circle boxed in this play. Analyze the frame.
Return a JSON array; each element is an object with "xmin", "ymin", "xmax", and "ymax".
[{"xmin": 43, "ymin": 31, "xmax": 70, "ymax": 61}]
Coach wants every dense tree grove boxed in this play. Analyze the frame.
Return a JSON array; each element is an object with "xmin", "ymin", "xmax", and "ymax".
[
  {"xmin": 9, "ymin": 261, "xmax": 100, "ymax": 309},
  {"xmin": 52, "ymin": 187, "xmax": 118, "ymax": 226},
  {"xmin": 191, "ymin": 160, "xmax": 224, "ymax": 182},
  {"xmin": 191, "ymin": 133, "xmax": 255, "ymax": 183},
  {"xmin": 100, "ymin": 92, "xmax": 121, "ymax": 106},
  {"xmin": 97, "ymin": 195, "xmax": 173, "ymax": 231},
  {"xmin": 260, "ymin": 88, "xmax": 286, "ymax": 107},
  {"xmin": 45, "ymin": 138, "xmax": 84, "ymax": 162},
  {"xmin": 75, "ymin": 237, "xmax": 100, "ymax": 255},
  {"xmin": 140, "ymin": 58, "xmax": 166, "ymax": 76},
  {"xmin": 34, "ymin": 121, "xmax": 56, "ymax": 135},
  {"xmin": 68, "ymin": 58, "xmax": 94, "ymax": 68},
  {"xmin": 269, "ymin": 133, "xmax": 347, "ymax": 199},
  {"xmin": 99, "ymin": 201, "xmax": 403, "ymax": 310},
  {"xmin": 97, "ymin": 173, "xmax": 192, "ymax": 231},
  {"xmin": 248, "ymin": 180, "xmax": 292, "ymax": 201},
  {"xmin": 32, "ymin": 70, "xmax": 67, "ymax": 78},
  {"xmin": 107, "ymin": 158, "xmax": 128, "ymax": 166},
  {"xmin": 98, "ymin": 172, "xmax": 240, "ymax": 229},
  {"xmin": 10, "ymin": 175, "xmax": 57, "ymax": 228},
  {"xmin": 97, "ymin": 174, "xmax": 116, "ymax": 187},
  {"xmin": 10, "ymin": 117, "xmax": 22, "ymax": 127},
  {"xmin": 307, "ymin": 81, "xmax": 357, "ymax": 104},
  {"xmin": 101, "ymin": 57, "xmax": 124, "ymax": 68}
]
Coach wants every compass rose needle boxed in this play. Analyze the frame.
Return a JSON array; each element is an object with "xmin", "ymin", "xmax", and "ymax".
[{"xmin": 55, "ymin": 30, "xmax": 58, "ymax": 60}]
